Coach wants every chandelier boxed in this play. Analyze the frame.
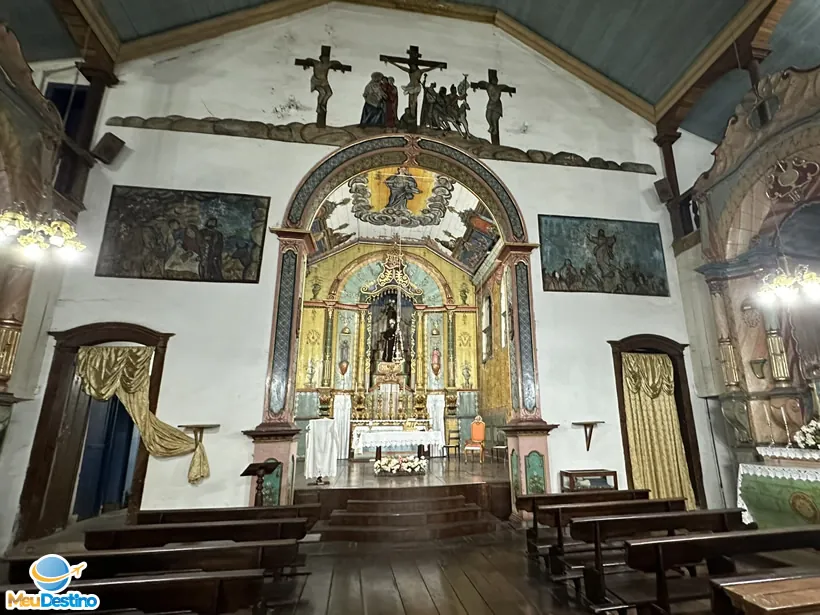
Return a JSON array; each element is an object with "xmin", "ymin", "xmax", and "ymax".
[
  {"xmin": 758, "ymin": 264, "xmax": 820, "ymax": 304},
  {"xmin": 0, "ymin": 207, "xmax": 86, "ymax": 259}
]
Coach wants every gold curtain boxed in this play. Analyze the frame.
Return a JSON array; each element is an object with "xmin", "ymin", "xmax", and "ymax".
[
  {"xmin": 622, "ymin": 352, "xmax": 696, "ymax": 509},
  {"xmin": 76, "ymin": 346, "xmax": 209, "ymax": 484}
]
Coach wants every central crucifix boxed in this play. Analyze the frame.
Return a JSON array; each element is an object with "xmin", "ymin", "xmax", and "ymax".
[{"xmin": 380, "ymin": 46, "xmax": 447, "ymax": 126}]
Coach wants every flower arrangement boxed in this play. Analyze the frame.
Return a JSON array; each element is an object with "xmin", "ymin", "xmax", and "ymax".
[
  {"xmin": 794, "ymin": 419, "xmax": 820, "ymax": 450},
  {"xmin": 373, "ymin": 455, "xmax": 428, "ymax": 476}
]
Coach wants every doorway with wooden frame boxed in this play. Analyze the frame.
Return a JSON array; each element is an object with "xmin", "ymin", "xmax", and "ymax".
[
  {"xmin": 15, "ymin": 322, "xmax": 172, "ymax": 544},
  {"xmin": 608, "ymin": 334, "xmax": 707, "ymax": 508}
]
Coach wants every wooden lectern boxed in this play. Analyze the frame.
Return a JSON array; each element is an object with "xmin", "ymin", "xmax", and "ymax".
[{"xmin": 241, "ymin": 460, "xmax": 281, "ymax": 507}]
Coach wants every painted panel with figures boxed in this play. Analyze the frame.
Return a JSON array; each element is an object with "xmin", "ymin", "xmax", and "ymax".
[{"xmin": 96, "ymin": 186, "xmax": 270, "ymax": 283}]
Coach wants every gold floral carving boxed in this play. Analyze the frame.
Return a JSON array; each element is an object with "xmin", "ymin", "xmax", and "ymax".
[{"xmin": 360, "ymin": 246, "xmax": 423, "ymax": 299}]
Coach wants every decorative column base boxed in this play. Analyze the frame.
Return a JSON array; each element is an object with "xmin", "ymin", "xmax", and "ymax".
[
  {"xmin": 243, "ymin": 422, "xmax": 300, "ymax": 506},
  {"xmin": 503, "ymin": 421, "xmax": 559, "ymax": 521}
]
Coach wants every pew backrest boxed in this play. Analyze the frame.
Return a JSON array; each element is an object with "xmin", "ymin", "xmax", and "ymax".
[
  {"xmin": 626, "ymin": 526, "xmax": 820, "ymax": 572},
  {"xmin": 538, "ymin": 498, "xmax": 685, "ymax": 527},
  {"xmin": 517, "ymin": 489, "xmax": 650, "ymax": 512},
  {"xmin": 136, "ymin": 504, "xmax": 320, "ymax": 526},
  {"xmin": 4, "ymin": 539, "xmax": 300, "ymax": 584},
  {"xmin": 570, "ymin": 508, "xmax": 745, "ymax": 543}
]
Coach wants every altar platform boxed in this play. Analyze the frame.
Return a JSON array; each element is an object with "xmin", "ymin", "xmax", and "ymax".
[{"xmin": 293, "ymin": 459, "xmax": 512, "ymax": 524}]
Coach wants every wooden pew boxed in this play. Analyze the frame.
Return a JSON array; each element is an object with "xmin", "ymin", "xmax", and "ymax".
[
  {"xmin": 623, "ymin": 526, "xmax": 820, "ymax": 614},
  {"xmin": 536, "ymin": 498, "xmax": 685, "ymax": 583},
  {"xmin": 741, "ymin": 585, "xmax": 820, "ymax": 615},
  {"xmin": 569, "ymin": 508, "xmax": 745, "ymax": 605},
  {"xmin": 5, "ymin": 539, "xmax": 301, "ymax": 585},
  {"xmin": 3, "ymin": 569, "xmax": 270, "ymax": 615},
  {"xmin": 711, "ymin": 570, "xmax": 820, "ymax": 615},
  {"xmin": 516, "ymin": 489, "xmax": 650, "ymax": 552},
  {"xmin": 136, "ymin": 504, "xmax": 320, "ymax": 529},
  {"xmin": 85, "ymin": 517, "xmax": 308, "ymax": 550}
]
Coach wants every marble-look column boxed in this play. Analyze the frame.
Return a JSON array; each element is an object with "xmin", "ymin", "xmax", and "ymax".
[
  {"xmin": 499, "ymin": 247, "xmax": 558, "ymax": 516},
  {"xmin": 244, "ymin": 230, "xmax": 311, "ymax": 505}
]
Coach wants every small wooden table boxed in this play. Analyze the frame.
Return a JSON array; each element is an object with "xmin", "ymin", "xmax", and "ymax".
[{"xmin": 725, "ymin": 577, "xmax": 820, "ymax": 614}]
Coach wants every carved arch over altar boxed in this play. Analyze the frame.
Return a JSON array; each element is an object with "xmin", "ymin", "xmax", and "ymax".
[
  {"xmin": 264, "ymin": 135, "xmax": 543, "ymax": 428},
  {"xmin": 330, "ymin": 248, "xmax": 453, "ymax": 306}
]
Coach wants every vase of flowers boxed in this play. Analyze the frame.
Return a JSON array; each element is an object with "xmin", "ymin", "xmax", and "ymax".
[
  {"xmin": 793, "ymin": 419, "xmax": 820, "ymax": 450},
  {"xmin": 373, "ymin": 456, "xmax": 428, "ymax": 476}
]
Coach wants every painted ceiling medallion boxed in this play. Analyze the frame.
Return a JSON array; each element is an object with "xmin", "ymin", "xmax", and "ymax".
[
  {"xmin": 349, "ymin": 166, "xmax": 453, "ymax": 228},
  {"xmin": 312, "ymin": 165, "xmax": 501, "ymax": 273}
]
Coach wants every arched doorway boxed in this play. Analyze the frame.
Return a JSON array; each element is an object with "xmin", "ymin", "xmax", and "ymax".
[
  {"xmin": 16, "ymin": 323, "xmax": 172, "ymax": 542},
  {"xmin": 246, "ymin": 136, "xmax": 555, "ymax": 504}
]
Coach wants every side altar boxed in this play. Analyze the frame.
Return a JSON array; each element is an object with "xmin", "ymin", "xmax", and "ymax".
[{"xmin": 738, "ymin": 447, "xmax": 820, "ymax": 528}]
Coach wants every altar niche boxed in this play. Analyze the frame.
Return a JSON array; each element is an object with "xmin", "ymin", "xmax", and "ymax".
[{"xmin": 368, "ymin": 290, "xmax": 414, "ymax": 389}]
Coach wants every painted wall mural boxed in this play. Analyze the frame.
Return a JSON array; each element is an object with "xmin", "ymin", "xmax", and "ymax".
[
  {"xmin": 525, "ymin": 450, "xmax": 546, "ymax": 495},
  {"xmin": 96, "ymin": 186, "xmax": 270, "ymax": 283},
  {"xmin": 538, "ymin": 215, "xmax": 669, "ymax": 297},
  {"xmin": 311, "ymin": 166, "xmax": 500, "ymax": 274}
]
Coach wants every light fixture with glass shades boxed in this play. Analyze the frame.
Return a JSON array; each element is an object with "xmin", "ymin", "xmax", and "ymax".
[
  {"xmin": 758, "ymin": 263, "xmax": 820, "ymax": 304},
  {"xmin": 0, "ymin": 207, "xmax": 87, "ymax": 259}
]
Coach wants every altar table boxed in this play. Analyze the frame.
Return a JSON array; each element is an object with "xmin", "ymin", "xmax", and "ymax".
[
  {"xmin": 353, "ymin": 429, "xmax": 444, "ymax": 459},
  {"xmin": 737, "ymin": 458, "xmax": 820, "ymax": 528}
]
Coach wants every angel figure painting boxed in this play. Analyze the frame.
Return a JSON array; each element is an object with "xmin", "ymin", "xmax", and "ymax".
[{"xmin": 538, "ymin": 215, "xmax": 669, "ymax": 297}]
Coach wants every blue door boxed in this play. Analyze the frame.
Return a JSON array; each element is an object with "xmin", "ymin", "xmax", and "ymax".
[{"xmin": 73, "ymin": 397, "xmax": 137, "ymax": 520}]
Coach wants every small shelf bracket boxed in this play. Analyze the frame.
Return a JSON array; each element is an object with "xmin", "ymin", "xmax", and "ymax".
[{"xmin": 572, "ymin": 421, "xmax": 604, "ymax": 452}]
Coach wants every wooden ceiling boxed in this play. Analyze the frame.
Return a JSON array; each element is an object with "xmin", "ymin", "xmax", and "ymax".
[{"xmin": 3, "ymin": 0, "xmax": 817, "ymax": 143}]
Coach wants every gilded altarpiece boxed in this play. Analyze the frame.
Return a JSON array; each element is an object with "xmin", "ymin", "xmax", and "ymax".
[{"xmin": 480, "ymin": 273, "xmax": 512, "ymax": 424}]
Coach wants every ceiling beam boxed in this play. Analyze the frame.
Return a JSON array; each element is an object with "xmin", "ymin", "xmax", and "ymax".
[
  {"xmin": 115, "ymin": 0, "xmax": 655, "ymax": 122},
  {"xmin": 655, "ymin": 0, "xmax": 792, "ymax": 132},
  {"xmin": 653, "ymin": 0, "xmax": 777, "ymax": 123},
  {"xmin": 50, "ymin": 0, "xmax": 120, "ymax": 72}
]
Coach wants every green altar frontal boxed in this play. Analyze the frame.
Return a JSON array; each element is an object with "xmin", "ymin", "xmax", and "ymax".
[{"xmin": 738, "ymin": 462, "xmax": 820, "ymax": 528}]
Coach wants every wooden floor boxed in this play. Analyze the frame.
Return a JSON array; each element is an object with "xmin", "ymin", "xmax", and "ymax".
[
  {"xmin": 294, "ymin": 458, "xmax": 510, "ymax": 491},
  {"xmin": 279, "ymin": 530, "xmax": 583, "ymax": 615}
]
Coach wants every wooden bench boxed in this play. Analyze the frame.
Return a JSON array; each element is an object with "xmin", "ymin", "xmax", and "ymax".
[
  {"xmin": 3, "ymin": 569, "xmax": 270, "ymax": 615},
  {"xmin": 711, "ymin": 570, "xmax": 820, "ymax": 615},
  {"xmin": 516, "ymin": 489, "xmax": 650, "ymax": 552},
  {"xmin": 569, "ymin": 508, "xmax": 745, "ymax": 605},
  {"xmin": 623, "ymin": 526, "xmax": 820, "ymax": 614},
  {"xmin": 136, "ymin": 504, "xmax": 320, "ymax": 529},
  {"xmin": 741, "ymin": 585, "xmax": 820, "ymax": 614},
  {"xmin": 5, "ymin": 539, "xmax": 301, "ymax": 584},
  {"xmin": 85, "ymin": 517, "xmax": 308, "ymax": 550}
]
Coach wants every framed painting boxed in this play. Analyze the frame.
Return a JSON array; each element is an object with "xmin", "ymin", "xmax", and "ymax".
[
  {"xmin": 538, "ymin": 215, "xmax": 669, "ymax": 297},
  {"xmin": 96, "ymin": 186, "xmax": 270, "ymax": 283}
]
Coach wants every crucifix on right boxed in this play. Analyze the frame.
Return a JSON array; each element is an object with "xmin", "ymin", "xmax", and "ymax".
[{"xmin": 471, "ymin": 69, "xmax": 516, "ymax": 146}]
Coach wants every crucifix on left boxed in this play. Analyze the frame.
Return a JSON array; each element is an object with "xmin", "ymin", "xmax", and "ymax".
[{"xmin": 295, "ymin": 45, "xmax": 352, "ymax": 128}]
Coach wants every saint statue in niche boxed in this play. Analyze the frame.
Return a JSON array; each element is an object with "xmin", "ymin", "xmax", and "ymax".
[
  {"xmin": 382, "ymin": 318, "xmax": 398, "ymax": 362},
  {"xmin": 384, "ymin": 167, "xmax": 420, "ymax": 213}
]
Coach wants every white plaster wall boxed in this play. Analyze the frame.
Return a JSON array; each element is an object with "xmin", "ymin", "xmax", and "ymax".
[
  {"xmin": 494, "ymin": 161, "xmax": 723, "ymax": 507},
  {"xmin": 0, "ymin": 2, "xmax": 731, "ymax": 546},
  {"xmin": 674, "ymin": 131, "xmax": 716, "ymax": 193}
]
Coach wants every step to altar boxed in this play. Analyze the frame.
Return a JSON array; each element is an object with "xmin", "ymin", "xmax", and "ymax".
[{"xmin": 313, "ymin": 493, "xmax": 500, "ymax": 542}]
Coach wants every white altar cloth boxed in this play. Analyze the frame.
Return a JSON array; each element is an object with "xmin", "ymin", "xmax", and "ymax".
[
  {"xmin": 353, "ymin": 430, "xmax": 444, "ymax": 455},
  {"xmin": 305, "ymin": 418, "xmax": 338, "ymax": 479}
]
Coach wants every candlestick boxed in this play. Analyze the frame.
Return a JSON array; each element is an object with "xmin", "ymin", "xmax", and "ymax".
[
  {"xmin": 781, "ymin": 406, "xmax": 792, "ymax": 447},
  {"xmin": 765, "ymin": 406, "xmax": 775, "ymax": 445}
]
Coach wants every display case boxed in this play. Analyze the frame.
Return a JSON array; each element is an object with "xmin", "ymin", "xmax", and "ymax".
[{"xmin": 559, "ymin": 469, "xmax": 618, "ymax": 492}]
